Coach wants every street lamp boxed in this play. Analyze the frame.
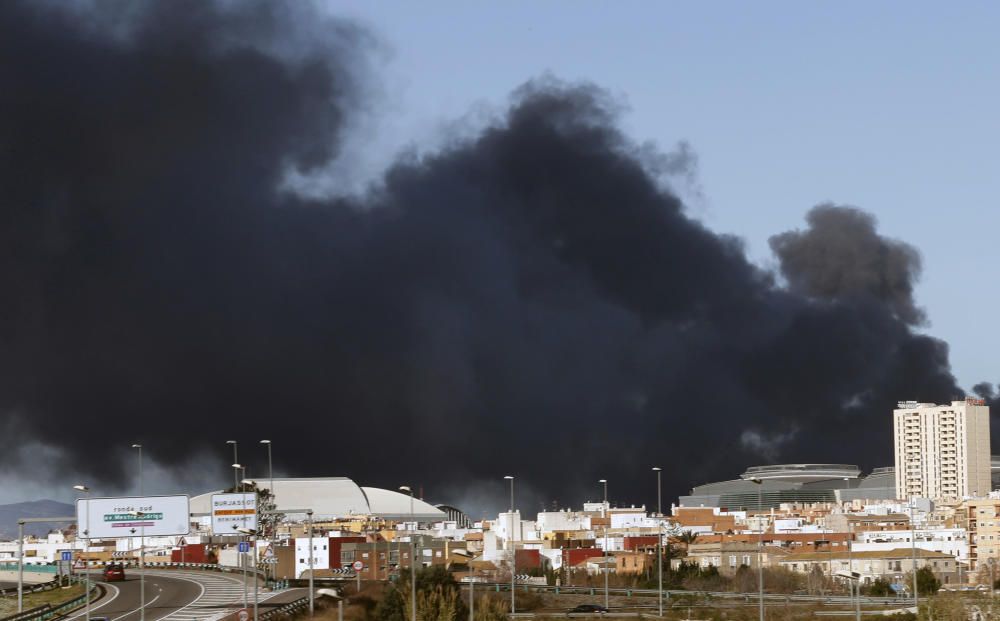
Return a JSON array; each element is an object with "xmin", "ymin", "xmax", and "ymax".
[
  {"xmin": 750, "ymin": 478, "xmax": 763, "ymax": 621},
  {"xmin": 399, "ymin": 486, "xmax": 416, "ymax": 621},
  {"xmin": 233, "ymin": 464, "xmax": 245, "ymax": 492},
  {"xmin": 73, "ymin": 485, "xmax": 91, "ymax": 621},
  {"xmin": 599, "ymin": 479, "xmax": 609, "ymax": 609},
  {"xmin": 227, "ymin": 440, "xmax": 239, "ymax": 490},
  {"xmin": 260, "ymin": 441, "xmax": 274, "ymax": 500},
  {"xmin": 652, "ymin": 468, "xmax": 663, "ymax": 617},
  {"xmin": 260, "ymin": 440, "xmax": 274, "ymax": 590},
  {"xmin": 909, "ymin": 498, "xmax": 918, "ymax": 609},
  {"xmin": 504, "ymin": 476, "xmax": 515, "ymax": 614},
  {"xmin": 132, "ymin": 444, "xmax": 145, "ymax": 621},
  {"xmin": 306, "ymin": 509, "xmax": 314, "ymax": 616},
  {"xmin": 651, "ymin": 468, "xmax": 662, "ymax": 516}
]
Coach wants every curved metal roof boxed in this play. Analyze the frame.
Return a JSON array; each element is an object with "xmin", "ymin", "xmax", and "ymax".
[{"xmin": 190, "ymin": 477, "xmax": 446, "ymax": 521}]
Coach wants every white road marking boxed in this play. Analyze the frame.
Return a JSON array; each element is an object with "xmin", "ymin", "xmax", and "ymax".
[
  {"xmin": 61, "ymin": 582, "xmax": 122, "ymax": 621},
  {"xmin": 110, "ymin": 589, "xmax": 161, "ymax": 621}
]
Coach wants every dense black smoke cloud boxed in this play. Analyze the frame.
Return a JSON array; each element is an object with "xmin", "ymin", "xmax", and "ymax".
[
  {"xmin": 770, "ymin": 205, "xmax": 926, "ymax": 326},
  {"xmin": 0, "ymin": 0, "xmax": 971, "ymax": 513}
]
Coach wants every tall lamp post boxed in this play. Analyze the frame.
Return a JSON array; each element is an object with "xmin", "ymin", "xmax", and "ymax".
[
  {"xmin": 504, "ymin": 475, "xmax": 515, "ymax": 614},
  {"xmin": 599, "ymin": 479, "xmax": 609, "ymax": 609},
  {"xmin": 73, "ymin": 485, "xmax": 92, "ymax": 621},
  {"xmin": 226, "ymin": 440, "xmax": 239, "ymax": 489},
  {"xmin": 132, "ymin": 443, "xmax": 145, "ymax": 621},
  {"xmin": 909, "ymin": 498, "xmax": 918, "ymax": 610},
  {"xmin": 652, "ymin": 468, "xmax": 663, "ymax": 617},
  {"xmin": 652, "ymin": 467, "xmax": 662, "ymax": 516},
  {"xmin": 307, "ymin": 509, "xmax": 314, "ymax": 616},
  {"xmin": 233, "ymin": 463, "xmax": 249, "ymax": 610},
  {"xmin": 750, "ymin": 478, "xmax": 763, "ymax": 621},
  {"xmin": 399, "ymin": 486, "xmax": 416, "ymax": 621},
  {"xmin": 260, "ymin": 440, "xmax": 273, "ymax": 588}
]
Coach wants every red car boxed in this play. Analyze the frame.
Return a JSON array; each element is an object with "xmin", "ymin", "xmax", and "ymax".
[{"xmin": 103, "ymin": 563, "xmax": 126, "ymax": 582}]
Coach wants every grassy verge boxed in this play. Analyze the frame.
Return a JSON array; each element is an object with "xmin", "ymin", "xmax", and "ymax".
[{"xmin": 0, "ymin": 583, "xmax": 86, "ymax": 617}]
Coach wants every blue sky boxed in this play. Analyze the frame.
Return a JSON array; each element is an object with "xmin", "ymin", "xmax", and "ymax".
[{"xmin": 331, "ymin": 1, "xmax": 999, "ymax": 390}]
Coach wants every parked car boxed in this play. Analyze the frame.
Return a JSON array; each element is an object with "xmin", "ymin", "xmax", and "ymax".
[
  {"xmin": 103, "ymin": 563, "xmax": 126, "ymax": 582},
  {"xmin": 570, "ymin": 604, "xmax": 608, "ymax": 613}
]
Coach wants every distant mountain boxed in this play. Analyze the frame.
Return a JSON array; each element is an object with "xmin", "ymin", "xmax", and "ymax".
[{"xmin": 0, "ymin": 500, "xmax": 75, "ymax": 540}]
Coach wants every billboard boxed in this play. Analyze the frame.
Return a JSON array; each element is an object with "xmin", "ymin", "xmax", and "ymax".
[
  {"xmin": 76, "ymin": 495, "xmax": 190, "ymax": 538},
  {"xmin": 211, "ymin": 493, "xmax": 257, "ymax": 534}
]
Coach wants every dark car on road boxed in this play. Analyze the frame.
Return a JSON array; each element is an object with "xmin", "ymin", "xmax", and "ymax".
[
  {"xmin": 570, "ymin": 604, "xmax": 608, "ymax": 613},
  {"xmin": 103, "ymin": 563, "xmax": 126, "ymax": 582}
]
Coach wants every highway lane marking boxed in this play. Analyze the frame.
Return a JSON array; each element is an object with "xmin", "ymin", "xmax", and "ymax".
[
  {"xmin": 148, "ymin": 571, "xmax": 283, "ymax": 621},
  {"xmin": 152, "ymin": 574, "xmax": 205, "ymax": 621},
  {"xmin": 62, "ymin": 582, "xmax": 122, "ymax": 621},
  {"xmin": 110, "ymin": 589, "xmax": 161, "ymax": 621}
]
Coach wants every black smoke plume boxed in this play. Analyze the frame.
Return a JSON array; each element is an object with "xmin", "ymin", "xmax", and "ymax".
[{"xmin": 0, "ymin": 1, "xmax": 970, "ymax": 513}]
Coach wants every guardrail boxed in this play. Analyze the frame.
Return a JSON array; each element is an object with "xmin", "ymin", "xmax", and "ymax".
[
  {"xmin": 0, "ymin": 577, "xmax": 68, "ymax": 599},
  {"xmin": 475, "ymin": 582, "xmax": 908, "ymax": 606},
  {"xmin": 0, "ymin": 604, "xmax": 51, "ymax": 621},
  {"xmin": 0, "ymin": 584, "xmax": 101, "ymax": 621},
  {"xmin": 258, "ymin": 596, "xmax": 310, "ymax": 620}
]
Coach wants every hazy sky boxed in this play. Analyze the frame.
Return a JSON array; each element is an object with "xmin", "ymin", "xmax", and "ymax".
[{"xmin": 333, "ymin": 1, "xmax": 1000, "ymax": 390}]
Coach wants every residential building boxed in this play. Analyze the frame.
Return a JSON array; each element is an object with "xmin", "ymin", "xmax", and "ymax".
[
  {"xmin": 893, "ymin": 399, "xmax": 991, "ymax": 501},
  {"xmin": 853, "ymin": 528, "xmax": 968, "ymax": 563},
  {"xmin": 963, "ymin": 498, "xmax": 1000, "ymax": 573},
  {"xmin": 675, "ymin": 543, "xmax": 787, "ymax": 575},
  {"xmin": 778, "ymin": 548, "xmax": 957, "ymax": 585}
]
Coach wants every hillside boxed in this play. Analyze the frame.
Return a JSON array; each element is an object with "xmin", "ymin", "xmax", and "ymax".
[{"xmin": 0, "ymin": 500, "xmax": 75, "ymax": 540}]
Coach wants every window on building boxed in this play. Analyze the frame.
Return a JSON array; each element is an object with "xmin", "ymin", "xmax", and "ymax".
[
  {"xmin": 743, "ymin": 555, "xmax": 752, "ymax": 566},
  {"xmin": 729, "ymin": 555, "xmax": 737, "ymax": 568},
  {"xmin": 362, "ymin": 553, "xmax": 369, "ymax": 559}
]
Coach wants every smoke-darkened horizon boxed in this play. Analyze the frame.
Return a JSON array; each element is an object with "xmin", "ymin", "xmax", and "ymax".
[{"xmin": 0, "ymin": 0, "xmax": 990, "ymax": 515}]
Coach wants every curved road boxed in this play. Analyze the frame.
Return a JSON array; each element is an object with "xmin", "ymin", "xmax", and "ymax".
[{"xmin": 62, "ymin": 570, "xmax": 264, "ymax": 621}]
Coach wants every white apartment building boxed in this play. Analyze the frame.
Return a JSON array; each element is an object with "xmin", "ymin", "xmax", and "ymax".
[
  {"xmin": 894, "ymin": 399, "xmax": 991, "ymax": 501},
  {"xmin": 853, "ymin": 527, "xmax": 969, "ymax": 563}
]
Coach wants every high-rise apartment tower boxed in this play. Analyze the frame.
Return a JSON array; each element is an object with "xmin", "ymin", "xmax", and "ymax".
[{"xmin": 894, "ymin": 399, "xmax": 991, "ymax": 500}]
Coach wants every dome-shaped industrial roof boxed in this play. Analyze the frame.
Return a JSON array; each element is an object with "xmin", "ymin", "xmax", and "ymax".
[{"xmin": 190, "ymin": 477, "xmax": 446, "ymax": 521}]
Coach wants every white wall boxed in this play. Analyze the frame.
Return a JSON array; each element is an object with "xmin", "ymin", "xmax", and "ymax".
[{"xmin": 294, "ymin": 536, "xmax": 330, "ymax": 578}]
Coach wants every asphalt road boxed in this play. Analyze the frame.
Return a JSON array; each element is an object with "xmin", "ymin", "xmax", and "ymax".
[{"xmin": 59, "ymin": 569, "xmax": 266, "ymax": 621}]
